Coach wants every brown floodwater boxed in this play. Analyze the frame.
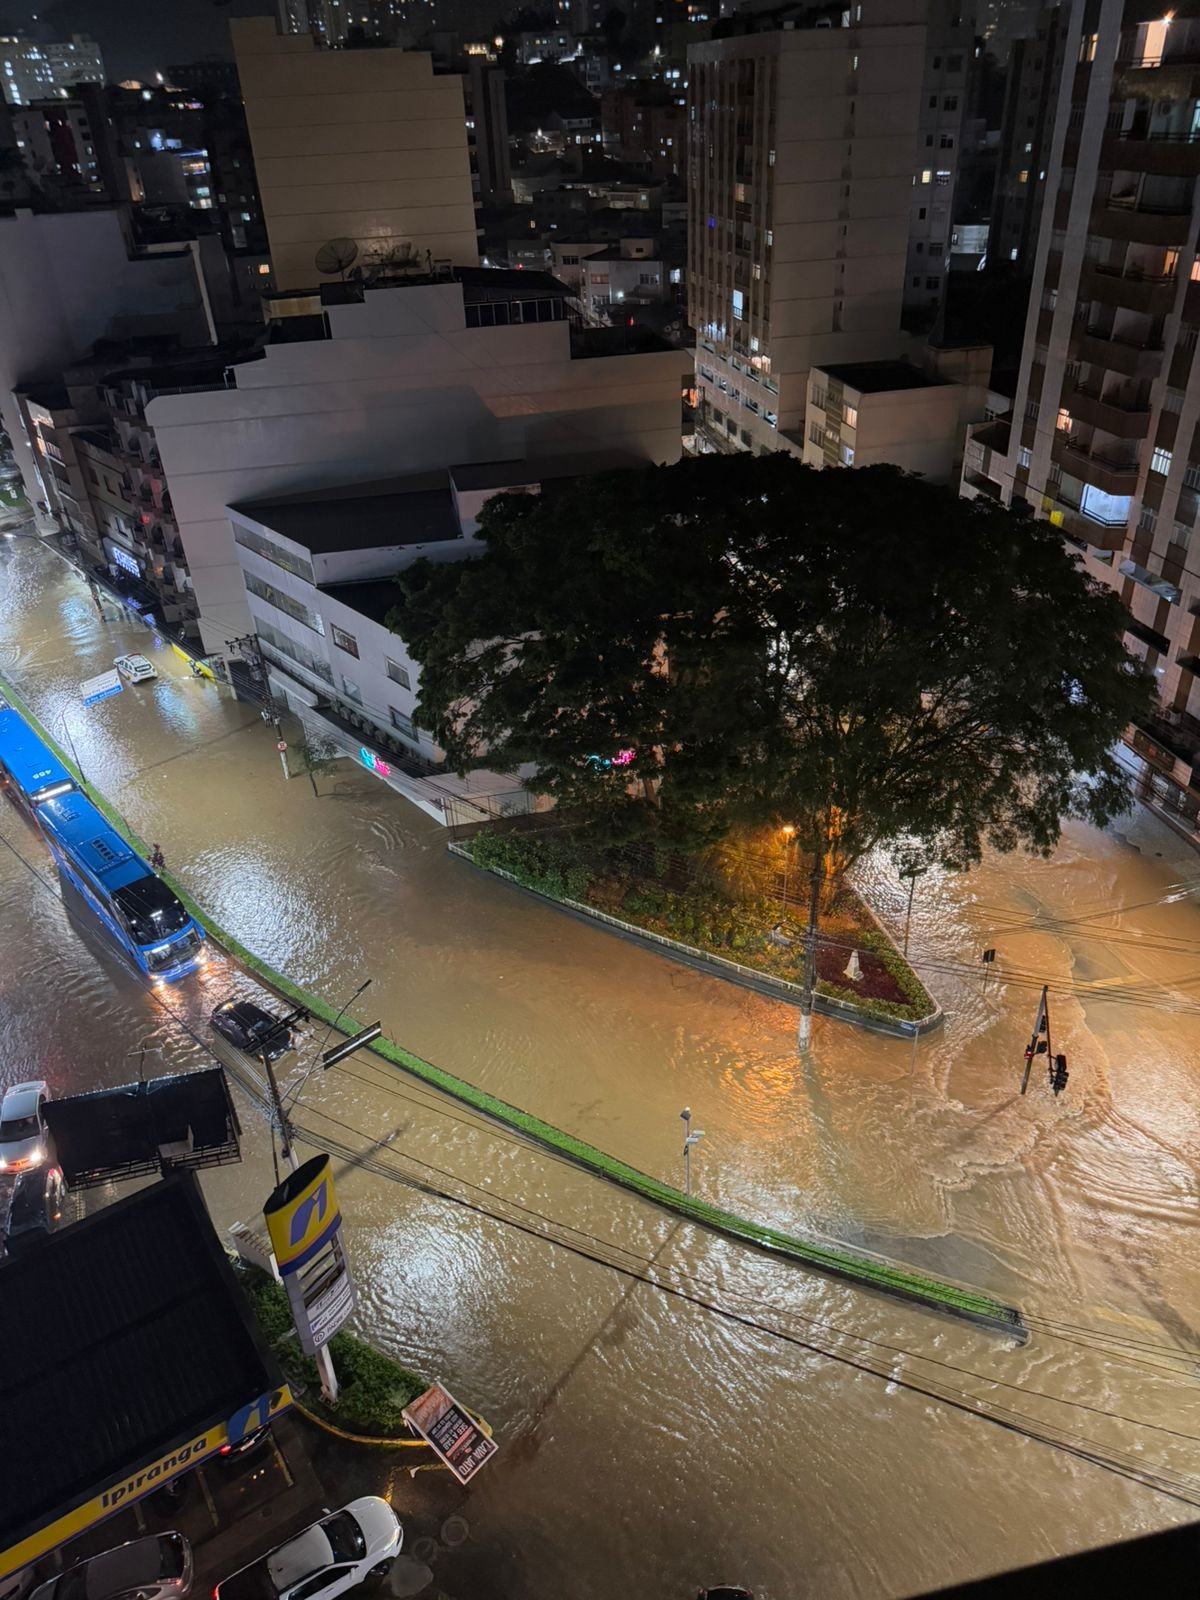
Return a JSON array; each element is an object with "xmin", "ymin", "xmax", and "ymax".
[{"xmin": 2, "ymin": 530, "xmax": 1199, "ymax": 1599}]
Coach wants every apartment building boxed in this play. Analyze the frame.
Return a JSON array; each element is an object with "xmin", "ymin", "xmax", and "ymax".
[
  {"xmin": 800, "ymin": 358, "xmax": 965, "ymax": 479},
  {"xmin": 147, "ymin": 268, "xmax": 687, "ymax": 659},
  {"xmin": 971, "ymin": 0, "xmax": 1200, "ymax": 827},
  {"xmin": 579, "ymin": 240, "xmax": 669, "ymax": 321},
  {"xmin": 227, "ymin": 452, "xmax": 640, "ymax": 822},
  {"xmin": 0, "ymin": 34, "xmax": 104, "ymax": 106},
  {"xmin": 903, "ymin": 0, "xmax": 976, "ymax": 327},
  {"xmin": 232, "ymin": 17, "xmax": 479, "ymax": 290},
  {"xmin": 0, "ymin": 208, "xmax": 212, "ymax": 520},
  {"xmin": 987, "ymin": 5, "xmax": 1067, "ymax": 273},
  {"xmin": 686, "ymin": 0, "xmax": 929, "ymax": 456}
]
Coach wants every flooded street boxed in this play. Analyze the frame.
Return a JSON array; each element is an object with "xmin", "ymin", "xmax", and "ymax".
[{"xmin": 2, "ymin": 528, "xmax": 1200, "ymax": 1598}]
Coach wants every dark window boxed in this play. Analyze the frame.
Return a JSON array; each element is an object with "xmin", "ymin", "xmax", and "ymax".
[
  {"xmin": 390, "ymin": 706, "xmax": 414, "ymax": 737},
  {"xmin": 385, "ymin": 658, "xmax": 410, "ymax": 689},
  {"xmin": 331, "ymin": 625, "xmax": 359, "ymax": 658}
]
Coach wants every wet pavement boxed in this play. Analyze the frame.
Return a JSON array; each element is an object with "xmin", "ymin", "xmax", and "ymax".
[{"xmin": 2, "ymin": 527, "xmax": 1200, "ymax": 1598}]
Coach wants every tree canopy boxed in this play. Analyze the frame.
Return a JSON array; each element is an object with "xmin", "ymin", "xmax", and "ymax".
[{"xmin": 395, "ymin": 456, "xmax": 1153, "ymax": 879}]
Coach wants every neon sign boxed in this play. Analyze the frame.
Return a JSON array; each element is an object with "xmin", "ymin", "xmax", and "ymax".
[
  {"xmin": 359, "ymin": 746, "xmax": 392, "ymax": 778},
  {"xmin": 584, "ymin": 748, "xmax": 636, "ymax": 773}
]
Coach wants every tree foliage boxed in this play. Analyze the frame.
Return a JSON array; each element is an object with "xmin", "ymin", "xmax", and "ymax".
[{"xmin": 396, "ymin": 456, "xmax": 1153, "ymax": 881}]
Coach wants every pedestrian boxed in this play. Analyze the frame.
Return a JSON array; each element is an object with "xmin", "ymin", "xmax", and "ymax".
[{"xmin": 150, "ymin": 843, "xmax": 165, "ymax": 871}]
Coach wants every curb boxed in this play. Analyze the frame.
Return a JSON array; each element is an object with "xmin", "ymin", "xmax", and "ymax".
[
  {"xmin": 447, "ymin": 844, "xmax": 944, "ymax": 1038},
  {"xmin": 0, "ymin": 668, "xmax": 1024, "ymax": 1343}
]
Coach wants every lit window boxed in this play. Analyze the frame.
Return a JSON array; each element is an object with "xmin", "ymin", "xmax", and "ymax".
[
  {"xmin": 843, "ymin": 404, "xmax": 858, "ymax": 428},
  {"xmin": 732, "ymin": 288, "xmax": 744, "ymax": 320},
  {"xmin": 1056, "ymin": 407, "xmax": 1071, "ymax": 432},
  {"xmin": 920, "ymin": 169, "xmax": 932, "ymax": 184},
  {"xmin": 1151, "ymin": 446, "xmax": 1173, "ymax": 475},
  {"xmin": 1018, "ymin": 169, "xmax": 1029, "ymax": 184},
  {"xmin": 1018, "ymin": 446, "xmax": 1032, "ymax": 468},
  {"xmin": 840, "ymin": 443, "xmax": 855, "ymax": 466},
  {"xmin": 1191, "ymin": 259, "xmax": 1200, "ymax": 282},
  {"xmin": 257, "ymin": 263, "xmax": 270, "ymax": 276}
]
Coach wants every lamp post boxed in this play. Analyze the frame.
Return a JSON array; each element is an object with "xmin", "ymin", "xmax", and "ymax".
[
  {"xmin": 60, "ymin": 712, "xmax": 86, "ymax": 786},
  {"xmin": 680, "ymin": 1106, "xmax": 705, "ymax": 1197},
  {"xmin": 899, "ymin": 864, "xmax": 928, "ymax": 958},
  {"xmin": 780, "ymin": 824, "xmax": 796, "ymax": 917}
]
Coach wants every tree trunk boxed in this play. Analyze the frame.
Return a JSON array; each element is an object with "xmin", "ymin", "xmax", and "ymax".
[{"xmin": 308, "ymin": 771, "xmax": 319, "ymax": 798}]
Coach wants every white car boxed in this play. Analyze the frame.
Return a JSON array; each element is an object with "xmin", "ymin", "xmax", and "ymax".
[
  {"xmin": 0, "ymin": 1080, "xmax": 49, "ymax": 1173},
  {"xmin": 215, "ymin": 1498, "xmax": 402, "ymax": 1600},
  {"xmin": 114, "ymin": 653, "xmax": 158, "ymax": 683}
]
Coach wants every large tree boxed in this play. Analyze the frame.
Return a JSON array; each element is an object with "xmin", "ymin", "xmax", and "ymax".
[{"xmin": 397, "ymin": 456, "xmax": 1152, "ymax": 1017}]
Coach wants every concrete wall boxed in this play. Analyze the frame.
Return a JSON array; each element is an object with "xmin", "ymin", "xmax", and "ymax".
[
  {"xmin": 0, "ymin": 209, "xmax": 209, "ymax": 514},
  {"xmin": 149, "ymin": 279, "xmax": 685, "ymax": 656},
  {"xmin": 232, "ymin": 17, "xmax": 479, "ymax": 291}
]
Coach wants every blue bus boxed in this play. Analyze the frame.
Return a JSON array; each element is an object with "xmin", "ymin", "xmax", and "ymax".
[
  {"xmin": 0, "ymin": 706, "xmax": 78, "ymax": 819},
  {"xmin": 36, "ymin": 792, "xmax": 206, "ymax": 980}
]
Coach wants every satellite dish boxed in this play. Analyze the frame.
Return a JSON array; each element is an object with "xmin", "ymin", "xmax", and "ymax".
[{"xmin": 314, "ymin": 238, "xmax": 359, "ymax": 280}]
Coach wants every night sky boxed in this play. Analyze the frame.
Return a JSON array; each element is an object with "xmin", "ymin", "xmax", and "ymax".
[{"xmin": 0, "ymin": 0, "xmax": 276, "ymax": 82}]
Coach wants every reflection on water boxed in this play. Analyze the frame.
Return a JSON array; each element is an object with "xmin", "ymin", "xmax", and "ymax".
[{"xmin": 1, "ymin": 533, "xmax": 1200, "ymax": 1598}]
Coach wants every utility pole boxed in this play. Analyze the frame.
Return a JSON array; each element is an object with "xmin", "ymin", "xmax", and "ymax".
[
  {"xmin": 798, "ymin": 853, "xmax": 822, "ymax": 1048},
  {"xmin": 225, "ymin": 632, "xmax": 279, "ymax": 726},
  {"xmin": 780, "ymin": 824, "xmax": 795, "ymax": 917},
  {"xmin": 1020, "ymin": 985, "xmax": 1050, "ymax": 1096},
  {"xmin": 680, "ymin": 1107, "xmax": 704, "ymax": 1197},
  {"xmin": 258, "ymin": 1006, "xmax": 340, "ymax": 1404}
]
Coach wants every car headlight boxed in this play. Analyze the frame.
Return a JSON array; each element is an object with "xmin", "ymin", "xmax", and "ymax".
[{"xmin": 28, "ymin": 1147, "xmax": 42, "ymax": 1163}]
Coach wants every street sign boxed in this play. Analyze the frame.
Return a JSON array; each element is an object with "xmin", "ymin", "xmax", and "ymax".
[
  {"xmin": 277, "ymin": 740, "xmax": 288, "ymax": 753},
  {"xmin": 263, "ymin": 1155, "xmax": 356, "ymax": 1356},
  {"xmin": 402, "ymin": 1381, "xmax": 498, "ymax": 1485},
  {"xmin": 81, "ymin": 669, "xmax": 123, "ymax": 706},
  {"xmin": 321, "ymin": 1023, "xmax": 382, "ymax": 1070}
]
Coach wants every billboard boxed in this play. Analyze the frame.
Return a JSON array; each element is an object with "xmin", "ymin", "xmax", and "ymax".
[
  {"xmin": 263, "ymin": 1155, "xmax": 355, "ymax": 1355},
  {"xmin": 402, "ymin": 1382, "xmax": 498, "ymax": 1485}
]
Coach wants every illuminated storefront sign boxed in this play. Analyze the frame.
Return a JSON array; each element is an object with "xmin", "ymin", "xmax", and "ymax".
[
  {"xmin": 263, "ymin": 1155, "xmax": 355, "ymax": 1356},
  {"xmin": 584, "ymin": 748, "xmax": 636, "ymax": 772},
  {"xmin": 359, "ymin": 746, "xmax": 392, "ymax": 778}
]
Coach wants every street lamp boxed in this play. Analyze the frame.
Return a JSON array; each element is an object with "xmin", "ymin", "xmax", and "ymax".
[
  {"xmin": 899, "ymin": 863, "xmax": 928, "ymax": 958},
  {"xmin": 780, "ymin": 824, "xmax": 796, "ymax": 918},
  {"xmin": 680, "ymin": 1106, "xmax": 705, "ymax": 1197}
]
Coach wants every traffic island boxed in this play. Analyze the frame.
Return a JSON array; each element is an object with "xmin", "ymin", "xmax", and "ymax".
[
  {"xmin": 233, "ymin": 1263, "xmax": 427, "ymax": 1441},
  {"xmin": 451, "ymin": 829, "xmax": 941, "ymax": 1036}
]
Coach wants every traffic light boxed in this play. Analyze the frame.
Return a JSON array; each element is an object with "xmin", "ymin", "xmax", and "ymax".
[{"xmin": 1051, "ymin": 1054, "xmax": 1069, "ymax": 1096}]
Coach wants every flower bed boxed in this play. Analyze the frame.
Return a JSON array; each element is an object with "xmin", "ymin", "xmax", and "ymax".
[{"xmin": 466, "ymin": 828, "xmax": 935, "ymax": 1023}]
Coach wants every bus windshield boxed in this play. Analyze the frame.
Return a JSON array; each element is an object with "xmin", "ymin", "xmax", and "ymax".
[{"xmin": 112, "ymin": 875, "xmax": 191, "ymax": 943}]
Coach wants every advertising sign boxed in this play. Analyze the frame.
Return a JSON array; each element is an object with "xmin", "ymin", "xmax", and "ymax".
[
  {"xmin": 80, "ymin": 669, "xmax": 123, "ymax": 706},
  {"xmin": 402, "ymin": 1382, "xmax": 498, "ymax": 1485},
  {"xmin": 263, "ymin": 1155, "xmax": 355, "ymax": 1355}
]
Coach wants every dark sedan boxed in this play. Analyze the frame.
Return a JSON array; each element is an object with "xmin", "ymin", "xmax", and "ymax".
[{"xmin": 210, "ymin": 999, "xmax": 294, "ymax": 1061}]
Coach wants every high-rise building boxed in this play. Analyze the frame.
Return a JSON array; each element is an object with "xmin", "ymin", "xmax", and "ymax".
[
  {"xmin": 903, "ymin": 0, "xmax": 976, "ymax": 328},
  {"xmin": 0, "ymin": 34, "xmax": 104, "ymax": 106},
  {"xmin": 964, "ymin": 2, "xmax": 1200, "ymax": 826},
  {"xmin": 465, "ymin": 54, "xmax": 512, "ymax": 205},
  {"xmin": 233, "ymin": 17, "xmax": 479, "ymax": 290},
  {"xmin": 986, "ymin": 5, "xmax": 1066, "ymax": 274},
  {"xmin": 686, "ymin": 1, "xmax": 929, "ymax": 456}
]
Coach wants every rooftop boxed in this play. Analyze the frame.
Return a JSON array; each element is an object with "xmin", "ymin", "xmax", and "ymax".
[
  {"xmin": 817, "ymin": 361, "xmax": 948, "ymax": 395},
  {"xmin": 229, "ymin": 471, "xmax": 461, "ymax": 554},
  {"xmin": 318, "ymin": 578, "xmax": 404, "ymax": 627},
  {"xmin": 0, "ymin": 1173, "xmax": 283, "ymax": 1561}
]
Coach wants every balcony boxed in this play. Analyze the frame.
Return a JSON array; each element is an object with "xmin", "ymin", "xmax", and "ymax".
[
  {"xmin": 1071, "ymin": 326, "xmax": 1164, "ymax": 378},
  {"xmin": 1091, "ymin": 195, "xmax": 1192, "ymax": 246},
  {"xmin": 1051, "ymin": 433, "xmax": 1141, "ymax": 496},
  {"xmin": 1059, "ymin": 381, "xmax": 1152, "ymax": 439},
  {"xmin": 1101, "ymin": 128, "xmax": 1200, "ymax": 176},
  {"xmin": 1041, "ymin": 491, "xmax": 1130, "ymax": 552},
  {"xmin": 1080, "ymin": 261, "xmax": 1180, "ymax": 315},
  {"xmin": 1119, "ymin": 557, "xmax": 1182, "ymax": 602}
]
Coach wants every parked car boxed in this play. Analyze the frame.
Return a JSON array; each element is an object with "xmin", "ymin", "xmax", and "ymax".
[
  {"xmin": 30, "ymin": 1534, "xmax": 192, "ymax": 1600},
  {"xmin": 214, "ymin": 1498, "xmax": 401, "ymax": 1600},
  {"xmin": 114, "ymin": 653, "xmax": 158, "ymax": 683},
  {"xmin": 0, "ymin": 1080, "xmax": 49, "ymax": 1173},
  {"xmin": 4, "ymin": 1163, "xmax": 64, "ymax": 1253},
  {"xmin": 209, "ymin": 1000, "xmax": 294, "ymax": 1061}
]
